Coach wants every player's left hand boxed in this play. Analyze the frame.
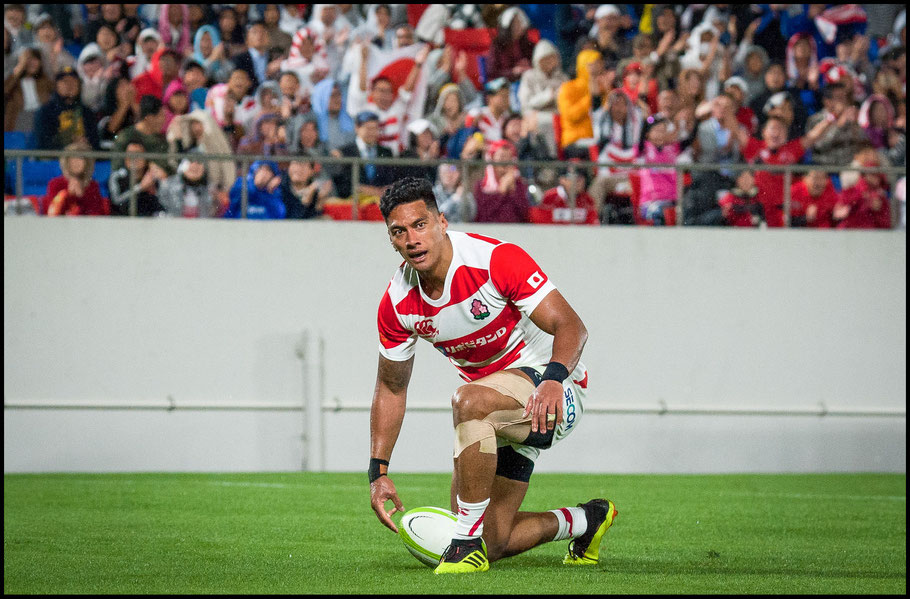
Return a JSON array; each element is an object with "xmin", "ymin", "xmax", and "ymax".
[
  {"xmin": 523, "ymin": 380, "xmax": 564, "ymax": 434},
  {"xmin": 370, "ymin": 476, "xmax": 404, "ymax": 533}
]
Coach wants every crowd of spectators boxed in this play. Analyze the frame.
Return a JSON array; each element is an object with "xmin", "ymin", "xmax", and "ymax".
[{"xmin": 3, "ymin": 4, "xmax": 906, "ymax": 228}]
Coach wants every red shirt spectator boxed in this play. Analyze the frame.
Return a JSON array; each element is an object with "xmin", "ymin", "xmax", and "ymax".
[
  {"xmin": 132, "ymin": 48, "xmax": 182, "ymax": 102},
  {"xmin": 42, "ymin": 141, "xmax": 108, "ymax": 216},
  {"xmin": 719, "ymin": 170, "xmax": 764, "ymax": 227},
  {"xmin": 833, "ymin": 171, "xmax": 892, "ymax": 229},
  {"xmin": 789, "ymin": 171, "xmax": 839, "ymax": 228},
  {"xmin": 742, "ymin": 134, "xmax": 805, "ymax": 228}
]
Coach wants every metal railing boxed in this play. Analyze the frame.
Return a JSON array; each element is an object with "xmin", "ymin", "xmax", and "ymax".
[{"xmin": 5, "ymin": 148, "xmax": 905, "ymax": 226}]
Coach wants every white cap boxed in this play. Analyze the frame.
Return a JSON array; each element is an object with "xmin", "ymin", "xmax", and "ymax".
[
  {"xmin": 406, "ymin": 118, "xmax": 437, "ymax": 136},
  {"xmin": 595, "ymin": 5, "xmax": 620, "ymax": 19},
  {"xmin": 723, "ymin": 76, "xmax": 748, "ymax": 95}
]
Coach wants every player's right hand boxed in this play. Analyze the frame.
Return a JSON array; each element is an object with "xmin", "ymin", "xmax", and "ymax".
[{"xmin": 370, "ymin": 476, "xmax": 404, "ymax": 533}]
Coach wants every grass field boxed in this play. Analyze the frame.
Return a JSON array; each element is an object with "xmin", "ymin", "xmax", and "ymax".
[{"xmin": 3, "ymin": 472, "xmax": 905, "ymax": 594}]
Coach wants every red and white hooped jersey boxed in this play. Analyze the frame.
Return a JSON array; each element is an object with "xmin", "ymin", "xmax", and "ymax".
[{"xmin": 377, "ymin": 230, "xmax": 585, "ymax": 382}]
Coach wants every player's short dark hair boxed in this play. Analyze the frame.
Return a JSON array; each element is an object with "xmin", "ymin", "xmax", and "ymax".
[{"xmin": 379, "ymin": 177, "xmax": 439, "ymax": 220}]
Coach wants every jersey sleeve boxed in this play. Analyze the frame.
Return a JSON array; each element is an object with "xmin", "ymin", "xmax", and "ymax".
[
  {"xmin": 489, "ymin": 243, "xmax": 557, "ymax": 316},
  {"xmin": 377, "ymin": 287, "xmax": 417, "ymax": 361}
]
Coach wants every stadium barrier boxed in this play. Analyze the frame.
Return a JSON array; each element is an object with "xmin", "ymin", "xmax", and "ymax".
[{"xmin": 4, "ymin": 148, "xmax": 905, "ymax": 228}]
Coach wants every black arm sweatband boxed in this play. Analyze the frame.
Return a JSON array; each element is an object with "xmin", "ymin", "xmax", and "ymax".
[
  {"xmin": 540, "ymin": 361, "xmax": 570, "ymax": 385},
  {"xmin": 368, "ymin": 458, "xmax": 389, "ymax": 483}
]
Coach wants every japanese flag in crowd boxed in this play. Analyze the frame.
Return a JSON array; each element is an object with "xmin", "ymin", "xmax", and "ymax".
[{"xmin": 345, "ymin": 43, "xmax": 432, "ymax": 148}]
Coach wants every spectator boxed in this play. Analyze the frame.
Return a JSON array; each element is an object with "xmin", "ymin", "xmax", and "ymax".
[
  {"xmin": 158, "ymin": 154, "xmax": 224, "ymax": 218},
  {"xmin": 397, "ymin": 118, "xmax": 440, "ymax": 183},
  {"xmin": 239, "ymin": 80, "xmax": 283, "ymax": 133},
  {"xmin": 85, "ymin": 4, "xmax": 129, "ymax": 50},
  {"xmin": 540, "ymin": 166, "xmax": 596, "ymax": 212},
  {"xmin": 225, "ymin": 160, "xmax": 286, "ymax": 219},
  {"xmin": 279, "ymin": 158, "xmax": 332, "ymax": 220},
  {"xmin": 108, "ymin": 140, "xmax": 168, "ymax": 217},
  {"xmin": 694, "ymin": 93, "xmax": 743, "ymax": 181},
  {"xmin": 839, "ymin": 144, "xmax": 893, "ymax": 193},
  {"xmin": 429, "ymin": 83, "xmax": 470, "ymax": 157},
  {"xmin": 675, "ymin": 68, "xmax": 705, "ymax": 141},
  {"xmin": 276, "ymin": 70, "xmax": 310, "ymax": 120},
  {"xmin": 331, "ymin": 110, "xmax": 396, "ymax": 200},
  {"xmin": 98, "ymin": 76, "xmax": 138, "ymax": 148},
  {"xmin": 618, "ymin": 60, "xmax": 658, "ymax": 116},
  {"xmin": 261, "ymin": 4, "xmax": 293, "ymax": 54},
  {"xmin": 649, "ymin": 5, "xmax": 687, "ymax": 91},
  {"xmin": 557, "ymin": 49, "xmax": 606, "ymax": 151},
  {"xmin": 4, "ymin": 46, "xmax": 53, "ymax": 132},
  {"xmin": 733, "ymin": 109, "xmax": 846, "ymax": 227},
  {"xmin": 181, "ymin": 59, "xmax": 208, "ymax": 111},
  {"xmin": 504, "ymin": 111, "xmax": 555, "ymax": 188},
  {"xmin": 133, "ymin": 47, "xmax": 182, "ymax": 102},
  {"xmin": 583, "ymin": 4, "xmax": 630, "ymax": 68},
  {"xmin": 832, "ymin": 157, "xmax": 892, "ymax": 229},
  {"xmin": 473, "ymin": 139, "xmax": 530, "ymax": 223},
  {"xmin": 785, "ymin": 33, "xmax": 821, "ymax": 116},
  {"xmin": 733, "ymin": 39, "xmax": 770, "ymax": 105},
  {"xmin": 679, "ymin": 22, "xmax": 724, "ymax": 101},
  {"xmin": 723, "ymin": 76, "xmax": 758, "ymax": 135},
  {"xmin": 518, "ymin": 39, "xmax": 569, "ymax": 155},
  {"xmin": 749, "ymin": 63, "xmax": 808, "ymax": 133},
  {"xmin": 424, "ymin": 45, "xmax": 479, "ymax": 119},
  {"xmin": 193, "ymin": 25, "xmax": 232, "ymax": 84},
  {"xmin": 554, "ymin": 4, "xmax": 593, "ymax": 74},
  {"xmin": 111, "ymin": 94, "xmax": 171, "ymax": 174},
  {"xmin": 92, "ymin": 22, "xmax": 128, "ymax": 69},
  {"xmin": 4, "ymin": 5, "xmax": 33, "ymax": 57},
  {"xmin": 237, "ymin": 112, "xmax": 289, "ymax": 160},
  {"xmin": 368, "ymin": 4, "xmax": 395, "ymax": 50},
  {"xmin": 718, "ymin": 169, "xmax": 764, "ymax": 227},
  {"xmin": 165, "ymin": 109, "xmax": 235, "ymax": 193},
  {"xmin": 216, "ymin": 7, "xmax": 249, "ymax": 59},
  {"xmin": 311, "ymin": 78, "xmax": 355, "ymax": 151},
  {"xmin": 281, "ymin": 26, "xmax": 331, "ymax": 97},
  {"xmin": 638, "ymin": 113, "xmax": 681, "ymax": 225},
  {"xmin": 804, "ymin": 83, "xmax": 869, "ymax": 169},
  {"xmin": 286, "ymin": 113, "xmax": 327, "ymax": 157},
  {"xmin": 589, "ymin": 89, "xmax": 643, "ymax": 209},
  {"xmin": 34, "ymin": 66, "xmax": 100, "ymax": 150},
  {"xmin": 761, "ymin": 91, "xmax": 805, "ymax": 143},
  {"xmin": 233, "ymin": 21, "xmax": 274, "ymax": 91},
  {"xmin": 789, "ymin": 169, "xmax": 839, "ymax": 228},
  {"xmin": 162, "ymin": 79, "xmax": 190, "ymax": 132},
  {"xmin": 158, "ymin": 5, "xmax": 192, "ymax": 56},
  {"xmin": 130, "ymin": 28, "xmax": 162, "ymax": 79},
  {"xmin": 42, "ymin": 140, "xmax": 107, "ymax": 216},
  {"xmin": 204, "ymin": 68, "xmax": 253, "ymax": 143},
  {"xmin": 485, "ymin": 7, "xmax": 534, "ymax": 83},
  {"xmin": 32, "ymin": 13, "xmax": 76, "ymax": 78},
  {"xmin": 858, "ymin": 94, "xmax": 896, "ymax": 150},
  {"xmin": 347, "ymin": 41, "xmax": 428, "ymax": 155},
  {"xmin": 464, "ymin": 77, "xmax": 512, "ymax": 143},
  {"xmin": 76, "ymin": 44, "xmax": 113, "ymax": 116},
  {"xmin": 433, "ymin": 163, "xmax": 476, "ymax": 223}
]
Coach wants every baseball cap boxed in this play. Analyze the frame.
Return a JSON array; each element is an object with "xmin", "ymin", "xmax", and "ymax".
[
  {"xmin": 484, "ymin": 77, "xmax": 509, "ymax": 95},
  {"xmin": 355, "ymin": 110, "xmax": 380, "ymax": 126}
]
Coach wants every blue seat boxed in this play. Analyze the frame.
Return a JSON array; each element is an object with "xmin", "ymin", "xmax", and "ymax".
[
  {"xmin": 93, "ymin": 160, "xmax": 112, "ymax": 197},
  {"xmin": 22, "ymin": 160, "xmax": 63, "ymax": 197},
  {"xmin": 4, "ymin": 131, "xmax": 29, "ymax": 149}
]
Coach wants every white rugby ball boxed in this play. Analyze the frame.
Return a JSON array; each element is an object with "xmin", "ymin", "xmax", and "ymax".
[{"xmin": 397, "ymin": 506, "xmax": 457, "ymax": 567}]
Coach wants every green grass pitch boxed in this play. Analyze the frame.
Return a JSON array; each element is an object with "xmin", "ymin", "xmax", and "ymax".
[{"xmin": 3, "ymin": 472, "xmax": 905, "ymax": 594}]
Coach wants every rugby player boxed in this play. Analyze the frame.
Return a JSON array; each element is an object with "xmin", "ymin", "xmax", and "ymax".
[{"xmin": 368, "ymin": 177, "xmax": 617, "ymax": 574}]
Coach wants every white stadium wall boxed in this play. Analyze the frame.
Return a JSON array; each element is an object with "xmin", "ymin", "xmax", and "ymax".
[{"xmin": 3, "ymin": 218, "xmax": 906, "ymax": 473}]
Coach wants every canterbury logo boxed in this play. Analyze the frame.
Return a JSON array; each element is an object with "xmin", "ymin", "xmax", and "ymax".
[{"xmin": 414, "ymin": 319, "xmax": 438, "ymax": 339}]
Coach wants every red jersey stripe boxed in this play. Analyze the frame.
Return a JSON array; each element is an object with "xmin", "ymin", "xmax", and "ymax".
[
  {"xmin": 457, "ymin": 341, "xmax": 526, "ymax": 381},
  {"xmin": 394, "ymin": 265, "xmax": 491, "ymax": 318}
]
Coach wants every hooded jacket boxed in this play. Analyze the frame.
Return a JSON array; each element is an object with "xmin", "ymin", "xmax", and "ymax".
[
  {"xmin": 556, "ymin": 49, "xmax": 603, "ymax": 148},
  {"xmin": 858, "ymin": 94, "xmax": 895, "ymax": 150},
  {"xmin": 131, "ymin": 28, "xmax": 162, "ymax": 78},
  {"xmin": 165, "ymin": 109, "xmax": 235, "ymax": 191},
  {"xmin": 162, "ymin": 79, "xmax": 188, "ymax": 132},
  {"xmin": 311, "ymin": 78, "xmax": 355, "ymax": 149},
  {"xmin": 225, "ymin": 160, "xmax": 286, "ymax": 219},
  {"xmin": 518, "ymin": 40, "xmax": 568, "ymax": 113},
  {"xmin": 76, "ymin": 43, "xmax": 108, "ymax": 113},
  {"xmin": 193, "ymin": 25, "xmax": 232, "ymax": 83}
]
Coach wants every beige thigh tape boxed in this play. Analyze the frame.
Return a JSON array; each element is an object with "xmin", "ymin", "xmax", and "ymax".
[
  {"xmin": 453, "ymin": 371, "xmax": 540, "ymax": 457},
  {"xmin": 454, "ymin": 420, "xmax": 497, "ymax": 457},
  {"xmin": 470, "ymin": 370, "xmax": 537, "ymax": 408}
]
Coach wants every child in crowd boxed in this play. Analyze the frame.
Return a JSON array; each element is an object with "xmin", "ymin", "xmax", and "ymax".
[
  {"xmin": 158, "ymin": 155, "xmax": 224, "ymax": 218},
  {"xmin": 637, "ymin": 113, "xmax": 680, "ymax": 225},
  {"xmin": 719, "ymin": 169, "xmax": 765, "ymax": 227},
  {"xmin": 42, "ymin": 141, "xmax": 107, "ymax": 216},
  {"xmin": 108, "ymin": 140, "xmax": 167, "ymax": 217},
  {"xmin": 832, "ymin": 158, "xmax": 892, "ymax": 229},
  {"xmin": 789, "ymin": 170, "xmax": 839, "ymax": 228},
  {"xmin": 225, "ymin": 160, "xmax": 286, "ymax": 219}
]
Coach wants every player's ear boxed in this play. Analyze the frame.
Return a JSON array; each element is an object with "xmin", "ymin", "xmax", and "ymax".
[{"xmin": 437, "ymin": 209, "xmax": 448, "ymax": 233}]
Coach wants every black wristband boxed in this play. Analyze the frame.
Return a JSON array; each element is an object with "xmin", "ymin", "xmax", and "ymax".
[
  {"xmin": 368, "ymin": 457, "xmax": 389, "ymax": 483},
  {"xmin": 540, "ymin": 361, "xmax": 570, "ymax": 385}
]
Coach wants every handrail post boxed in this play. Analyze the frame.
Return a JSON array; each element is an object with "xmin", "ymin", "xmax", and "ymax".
[
  {"xmin": 351, "ymin": 157, "xmax": 359, "ymax": 220},
  {"xmin": 567, "ymin": 162, "xmax": 577, "ymax": 215},
  {"xmin": 128, "ymin": 158, "xmax": 137, "ymax": 217},
  {"xmin": 783, "ymin": 169, "xmax": 792, "ymax": 228},
  {"xmin": 15, "ymin": 155, "xmax": 24, "ymax": 214},
  {"xmin": 676, "ymin": 164, "xmax": 685, "ymax": 225},
  {"xmin": 240, "ymin": 159, "xmax": 249, "ymax": 219}
]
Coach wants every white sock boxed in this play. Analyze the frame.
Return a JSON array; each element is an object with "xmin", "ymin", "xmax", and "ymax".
[
  {"xmin": 453, "ymin": 495, "xmax": 490, "ymax": 540},
  {"xmin": 550, "ymin": 507, "xmax": 587, "ymax": 542}
]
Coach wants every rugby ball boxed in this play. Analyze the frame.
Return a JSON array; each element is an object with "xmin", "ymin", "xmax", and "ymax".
[{"xmin": 397, "ymin": 506, "xmax": 457, "ymax": 567}]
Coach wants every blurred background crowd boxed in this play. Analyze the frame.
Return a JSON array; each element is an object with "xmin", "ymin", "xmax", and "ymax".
[{"xmin": 3, "ymin": 4, "xmax": 906, "ymax": 227}]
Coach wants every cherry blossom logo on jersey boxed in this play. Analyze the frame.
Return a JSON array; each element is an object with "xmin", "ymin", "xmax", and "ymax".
[
  {"xmin": 470, "ymin": 299, "xmax": 490, "ymax": 320},
  {"xmin": 414, "ymin": 318, "xmax": 439, "ymax": 339}
]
